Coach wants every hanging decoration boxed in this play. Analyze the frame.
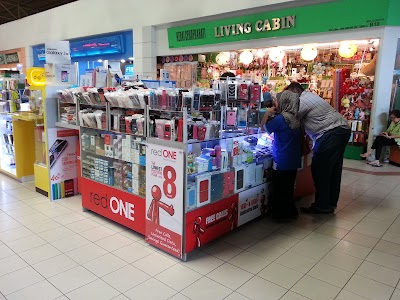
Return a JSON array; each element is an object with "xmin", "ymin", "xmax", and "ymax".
[
  {"xmin": 239, "ymin": 50, "xmax": 254, "ymax": 65},
  {"xmin": 301, "ymin": 45, "xmax": 318, "ymax": 61},
  {"xmin": 269, "ymin": 47, "xmax": 285, "ymax": 62},
  {"xmin": 255, "ymin": 49, "xmax": 266, "ymax": 59},
  {"xmin": 338, "ymin": 41, "xmax": 357, "ymax": 58},
  {"xmin": 312, "ymin": 63, "xmax": 326, "ymax": 76}
]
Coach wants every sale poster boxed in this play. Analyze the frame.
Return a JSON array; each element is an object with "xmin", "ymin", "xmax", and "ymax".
[
  {"xmin": 238, "ymin": 183, "xmax": 268, "ymax": 226},
  {"xmin": 145, "ymin": 144, "xmax": 184, "ymax": 258},
  {"xmin": 81, "ymin": 178, "xmax": 146, "ymax": 234},
  {"xmin": 185, "ymin": 195, "xmax": 238, "ymax": 253},
  {"xmin": 48, "ymin": 128, "xmax": 79, "ymax": 200}
]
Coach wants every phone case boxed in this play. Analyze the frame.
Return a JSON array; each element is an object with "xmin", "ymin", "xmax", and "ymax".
[{"xmin": 226, "ymin": 109, "xmax": 237, "ymax": 127}]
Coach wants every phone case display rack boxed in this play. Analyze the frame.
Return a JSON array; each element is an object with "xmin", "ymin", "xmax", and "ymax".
[{"xmin": 79, "ymin": 80, "xmax": 313, "ymax": 260}]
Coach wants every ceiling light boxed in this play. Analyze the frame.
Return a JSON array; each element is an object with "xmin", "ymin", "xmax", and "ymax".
[
  {"xmin": 338, "ymin": 41, "xmax": 357, "ymax": 58},
  {"xmin": 129, "ymin": 57, "xmax": 134, "ymax": 60},
  {"xmin": 97, "ymin": 59, "xmax": 103, "ymax": 63},
  {"xmin": 120, "ymin": 59, "xmax": 126, "ymax": 63}
]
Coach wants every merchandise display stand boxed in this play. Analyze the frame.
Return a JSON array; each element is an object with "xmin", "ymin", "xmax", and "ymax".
[{"xmin": 78, "ymin": 80, "xmax": 314, "ymax": 260}]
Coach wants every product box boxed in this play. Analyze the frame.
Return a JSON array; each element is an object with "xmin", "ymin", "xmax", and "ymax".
[
  {"xmin": 196, "ymin": 174, "xmax": 211, "ymax": 207},
  {"xmin": 186, "ymin": 184, "xmax": 197, "ymax": 211},
  {"xmin": 210, "ymin": 173, "xmax": 224, "ymax": 202}
]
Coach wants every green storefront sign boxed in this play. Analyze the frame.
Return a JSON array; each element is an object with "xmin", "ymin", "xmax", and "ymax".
[{"xmin": 168, "ymin": 0, "xmax": 400, "ymax": 49}]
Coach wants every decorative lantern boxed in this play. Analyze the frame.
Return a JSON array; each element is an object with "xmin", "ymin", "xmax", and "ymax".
[
  {"xmin": 215, "ymin": 52, "xmax": 230, "ymax": 66},
  {"xmin": 269, "ymin": 47, "xmax": 285, "ymax": 62},
  {"xmin": 255, "ymin": 49, "xmax": 265, "ymax": 59},
  {"xmin": 239, "ymin": 50, "xmax": 254, "ymax": 65},
  {"xmin": 301, "ymin": 45, "xmax": 318, "ymax": 61},
  {"xmin": 339, "ymin": 42, "xmax": 357, "ymax": 58}
]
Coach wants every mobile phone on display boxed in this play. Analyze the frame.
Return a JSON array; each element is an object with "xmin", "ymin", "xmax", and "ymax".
[
  {"xmin": 61, "ymin": 71, "xmax": 68, "ymax": 83},
  {"xmin": 49, "ymin": 139, "xmax": 68, "ymax": 168}
]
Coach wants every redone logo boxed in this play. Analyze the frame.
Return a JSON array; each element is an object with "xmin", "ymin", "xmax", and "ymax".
[
  {"xmin": 90, "ymin": 192, "xmax": 134, "ymax": 222},
  {"xmin": 151, "ymin": 149, "xmax": 177, "ymax": 160}
]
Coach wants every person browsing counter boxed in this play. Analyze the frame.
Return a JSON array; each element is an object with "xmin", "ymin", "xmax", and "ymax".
[
  {"xmin": 285, "ymin": 82, "xmax": 351, "ymax": 214},
  {"xmin": 361, "ymin": 109, "xmax": 400, "ymax": 166},
  {"xmin": 260, "ymin": 90, "xmax": 301, "ymax": 220}
]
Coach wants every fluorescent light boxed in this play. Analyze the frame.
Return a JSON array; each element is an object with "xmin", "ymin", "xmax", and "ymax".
[
  {"xmin": 120, "ymin": 59, "xmax": 126, "ymax": 63},
  {"xmin": 97, "ymin": 59, "xmax": 103, "ymax": 62},
  {"xmin": 129, "ymin": 57, "xmax": 134, "ymax": 60}
]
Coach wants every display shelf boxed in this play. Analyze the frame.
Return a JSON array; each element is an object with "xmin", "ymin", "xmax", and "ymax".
[{"xmin": 55, "ymin": 122, "xmax": 79, "ymax": 130}]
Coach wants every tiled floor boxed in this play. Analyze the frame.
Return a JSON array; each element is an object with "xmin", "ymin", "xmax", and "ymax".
[{"xmin": 0, "ymin": 162, "xmax": 399, "ymax": 299}]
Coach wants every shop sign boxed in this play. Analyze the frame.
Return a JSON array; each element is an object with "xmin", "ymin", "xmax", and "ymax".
[
  {"xmin": 238, "ymin": 183, "xmax": 268, "ymax": 226},
  {"xmin": 81, "ymin": 177, "xmax": 146, "ymax": 234},
  {"xmin": 5, "ymin": 52, "xmax": 19, "ymax": 64},
  {"xmin": 125, "ymin": 64, "xmax": 134, "ymax": 76},
  {"xmin": 48, "ymin": 128, "xmax": 79, "ymax": 201},
  {"xmin": 185, "ymin": 194, "xmax": 239, "ymax": 253},
  {"xmin": 26, "ymin": 67, "xmax": 46, "ymax": 86},
  {"xmin": 168, "ymin": 0, "xmax": 400, "ymax": 49},
  {"xmin": 145, "ymin": 144, "xmax": 184, "ymax": 258},
  {"xmin": 45, "ymin": 41, "xmax": 71, "ymax": 64}
]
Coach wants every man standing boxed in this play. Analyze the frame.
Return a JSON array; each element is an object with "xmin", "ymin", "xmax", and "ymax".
[{"xmin": 286, "ymin": 82, "xmax": 351, "ymax": 214}]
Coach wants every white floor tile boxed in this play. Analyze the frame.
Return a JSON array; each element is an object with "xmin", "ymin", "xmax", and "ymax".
[
  {"xmin": 237, "ymin": 276, "xmax": 287, "ymax": 300},
  {"xmin": 95, "ymin": 233, "xmax": 134, "ymax": 252},
  {"xmin": 333, "ymin": 240, "xmax": 372, "ymax": 259},
  {"xmin": 280, "ymin": 291, "xmax": 310, "ymax": 300},
  {"xmin": 261, "ymin": 232, "xmax": 301, "ymax": 250},
  {"xmin": 0, "ymin": 244, "xmax": 14, "ymax": 259},
  {"xmin": 48, "ymin": 266, "xmax": 97, "ymax": 294},
  {"xmin": 0, "ymin": 226, "xmax": 33, "ymax": 243},
  {"xmin": 224, "ymin": 292, "xmax": 250, "ymax": 300},
  {"xmin": 181, "ymin": 276, "xmax": 232, "ymax": 300},
  {"xmin": 133, "ymin": 252, "xmax": 178, "ymax": 276},
  {"xmin": 178, "ymin": 252, "xmax": 223, "ymax": 275},
  {"xmin": 155, "ymin": 264, "xmax": 202, "ymax": 291},
  {"xmin": 32, "ymin": 254, "xmax": 78, "ymax": 278},
  {"xmin": 6, "ymin": 280, "xmax": 63, "ymax": 300},
  {"xmin": 335, "ymin": 290, "xmax": 368, "ymax": 300},
  {"xmin": 37, "ymin": 227, "xmax": 75, "ymax": 243},
  {"xmin": 308, "ymin": 262, "xmax": 353, "ymax": 288},
  {"xmin": 344, "ymin": 274, "xmax": 394, "ymax": 300},
  {"xmin": 343, "ymin": 231, "xmax": 380, "ymax": 248},
  {"xmin": 247, "ymin": 240, "xmax": 287, "ymax": 261},
  {"xmin": 314, "ymin": 223, "xmax": 350, "ymax": 239},
  {"xmin": 80, "ymin": 226, "xmax": 116, "ymax": 242},
  {"xmin": 66, "ymin": 219, "xmax": 101, "ymax": 233},
  {"xmin": 19, "ymin": 243, "xmax": 62, "ymax": 265},
  {"xmin": 51, "ymin": 234, "xmax": 90, "ymax": 252},
  {"xmin": 222, "ymin": 231, "xmax": 259, "ymax": 249},
  {"xmin": 366, "ymin": 250, "xmax": 400, "ymax": 271},
  {"xmin": 16, "ymin": 213, "xmax": 49, "ymax": 226},
  {"xmin": 392, "ymin": 289, "xmax": 400, "ymax": 300},
  {"xmin": 102, "ymin": 265, "xmax": 150, "ymax": 293},
  {"xmin": 53, "ymin": 212, "xmax": 86, "ymax": 225},
  {"xmin": 258, "ymin": 262, "xmax": 303, "ymax": 289},
  {"xmin": 0, "ymin": 266, "xmax": 44, "ymax": 295},
  {"xmin": 202, "ymin": 240, "xmax": 244, "ymax": 261},
  {"xmin": 66, "ymin": 243, "xmax": 108, "ymax": 264},
  {"xmin": 84, "ymin": 253, "xmax": 127, "ymax": 277},
  {"xmin": 66, "ymin": 279, "xmax": 119, "ymax": 300},
  {"xmin": 6, "ymin": 234, "xmax": 47, "ymax": 253},
  {"xmin": 356, "ymin": 261, "xmax": 400, "ymax": 287},
  {"xmin": 124, "ymin": 278, "xmax": 177, "ymax": 300},
  {"xmin": 112, "ymin": 242, "xmax": 154, "ymax": 263},
  {"xmin": 275, "ymin": 250, "xmax": 317, "ymax": 273},
  {"xmin": 207, "ymin": 263, "xmax": 253, "ymax": 290},
  {"xmin": 291, "ymin": 275, "xmax": 341, "ymax": 300},
  {"xmin": 0, "ymin": 254, "xmax": 28, "ymax": 277},
  {"xmin": 321, "ymin": 250, "xmax": 363, "ymax": 272},
  {"xmin": 25, "ymin": 220, "xmax": 62, "ymax": 234},
  {"xmin": 291, "ymin": 240, "xmax": 332, "ymax": 260},
  {"xmin": 228, "ymin": 251, "xmax": 271, "ymax": 274},
  {"xmin": 0, "ymin": 219, "xmax": 22, "ymax": 233},
  {"xmin": 374, "ymin": 240, "xmax": 400, "ymax": 257},
  {"xmin": 278, "ymin": 225, "xmax": 312, "ymax": 240}
]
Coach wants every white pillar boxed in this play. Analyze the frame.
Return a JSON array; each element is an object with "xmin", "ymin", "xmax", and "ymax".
[
  {"xmin": 369, "ymin": 27, "xmax": 400, "ymax": 148},
  {"xmin": 133, "ymin": 26, "xmax": 157, "ymax": 79}
]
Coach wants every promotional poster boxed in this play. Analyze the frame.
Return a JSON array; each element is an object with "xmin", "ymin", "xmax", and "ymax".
[
  {"xmin": 145, "ymin": 144, "xmax": 184, "ymax": 258},
  {"xmin": 238, "ymin": 183, "xmax": 268, "ymax": 226},
  {"xmin": 185, "ymin": 195, "xmax": 238, "ymax": 253},
  {"xmin": 48, "ymin": 128, "xmax": 79, "ymax": 200}
]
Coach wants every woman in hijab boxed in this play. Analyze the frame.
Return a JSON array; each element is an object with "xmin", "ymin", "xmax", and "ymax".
[{"xmin": 260, "ymin": 90, "xmax": 302, "ymax": 220}]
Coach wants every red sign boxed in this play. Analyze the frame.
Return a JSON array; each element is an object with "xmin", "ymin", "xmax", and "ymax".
[
  {"xmin": 57, "ymin": 129, "xmax": 79, "ymax": 137},
  {"xmin": 185, "ymin": 195, "xmax": 239, "ymax": 253},
  {"xmin": 81, "ymin": 178, "xmax": 146, "ymax": 234}
]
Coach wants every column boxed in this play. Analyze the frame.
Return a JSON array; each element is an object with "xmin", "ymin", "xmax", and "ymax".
[
  {"xmin": 133, "ymin": 26, "xmax": 157, "ymax": 79},
  {"xmin": 369, "ymin": 27, "xmax": 400, "ymax": 148}
]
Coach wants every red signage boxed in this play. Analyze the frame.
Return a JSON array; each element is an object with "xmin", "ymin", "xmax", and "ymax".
[
  {"xmin": 185, "ymin": 195, "xmax": 239, "ymax": 253},
  {"xmin": 81, "ymin": 178, "xmax": 146, "ymax": 234}
]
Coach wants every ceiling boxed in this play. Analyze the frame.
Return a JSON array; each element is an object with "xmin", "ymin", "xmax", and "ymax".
[{"xmin": 0, "ymin": 0, "xmax": 77, "ymax": 25}]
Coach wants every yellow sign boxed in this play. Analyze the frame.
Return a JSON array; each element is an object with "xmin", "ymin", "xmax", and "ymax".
[{"xmin": 27, "ymin": 67, "xmax": 46, "ymax": 86}]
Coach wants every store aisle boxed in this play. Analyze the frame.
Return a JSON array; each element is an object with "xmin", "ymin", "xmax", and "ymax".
[{"xmin": 0, "ymin": 169, "xmax": 399, "ymax": 300}]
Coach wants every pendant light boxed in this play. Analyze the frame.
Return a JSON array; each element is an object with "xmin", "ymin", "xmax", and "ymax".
[
  {"xmin": 239, "ymin": 50, "xmax": 254, "ymax": 65},
  {"xmin": 301, "ymin": 44, "xmax": 318, "ymax": 61},
  {"xmin": 339, "ymin": 41, "xmax": 357, "ymax": 58},
  {"xmin": 269, "ymin": 47, "xmax": 285, "ymax": 62}
]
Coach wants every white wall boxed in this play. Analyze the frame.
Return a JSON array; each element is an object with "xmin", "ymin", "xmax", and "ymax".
[{"xmin": 0, "ymin": 0, "xmax": 310, "ymax": 51}]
